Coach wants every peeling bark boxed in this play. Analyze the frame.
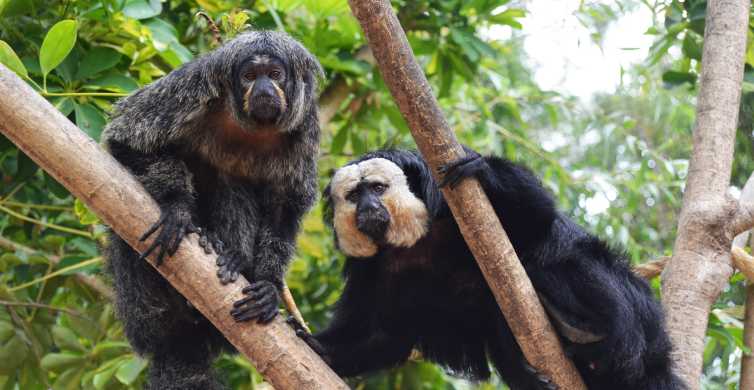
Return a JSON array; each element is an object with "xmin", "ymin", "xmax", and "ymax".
[
  {"xmin": 346, "ymin": 0, "xmax": 586, "ymax": 388},
  {"xmin": 0, "ymin": 64, "xmax": 347, "ymax": 390}
]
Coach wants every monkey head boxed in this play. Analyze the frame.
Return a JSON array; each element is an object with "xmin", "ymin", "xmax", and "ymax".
[
  {"xmin": 326, "ymin": 158, "xmax": 429, "ymax": 258},
  {"xmin": 214, "ymin": 31, "xmax": 323, "ymax": 132}
]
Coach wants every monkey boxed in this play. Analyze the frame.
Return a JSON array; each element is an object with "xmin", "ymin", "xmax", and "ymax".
[
  {"xmin": 100, "ymin": 31, "xmax": 323, "ymax": 390},
  {"xmin": 289, "ymin": 148, "xmax": 685, "ymax": 390}
]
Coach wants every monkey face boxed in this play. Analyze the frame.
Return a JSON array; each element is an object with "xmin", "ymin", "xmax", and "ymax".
[
  {"xmin": 329, "ymin": 158, "xmax": 429, "ymax": 258},
  {"xmin": 236, "ymin": 55, "xmax": 289, "ymax": 126}
]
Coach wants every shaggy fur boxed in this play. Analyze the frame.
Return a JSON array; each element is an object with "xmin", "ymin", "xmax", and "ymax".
[
  {"xmin": 298, "ymin": 148, "xmax": 684, "ymax": 390},
  {"xmin": 102, "ymin": 31, "xmax": 322, "ymax": 389}
]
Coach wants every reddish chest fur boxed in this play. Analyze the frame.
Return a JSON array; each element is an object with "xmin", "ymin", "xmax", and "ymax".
[{"xmin": 208, "ymin": 109, "xmax": 285, "ymax": 155}]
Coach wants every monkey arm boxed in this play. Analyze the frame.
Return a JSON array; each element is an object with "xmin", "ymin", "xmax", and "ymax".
[
  {"xmin": 105, "ymin": 140, "xmax": 200, "ymax": 264},
  {"xmin": 439, "ymin": 148, "xmax": 558, "ymax": 252}
]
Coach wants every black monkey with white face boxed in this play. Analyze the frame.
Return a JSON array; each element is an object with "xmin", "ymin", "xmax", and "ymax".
[
  {"xmin": 102, "ymin": 31, "xmax": 322, "ymax": 390},
  {"xmin": 291, "ymin": 148, "xmax": 684, "ymax": 390}
]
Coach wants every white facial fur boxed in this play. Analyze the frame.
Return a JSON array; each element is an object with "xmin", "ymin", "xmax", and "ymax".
[{"xmin": 330, "ymin": 158, "xmax": 429, "ymax": 258}]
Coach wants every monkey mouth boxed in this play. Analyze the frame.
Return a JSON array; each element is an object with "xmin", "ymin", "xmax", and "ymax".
[
  {"xmin": 356, "ymin": 212, "xmax": 390, "ymax": 242},
  {"xmin": 247, "ymin": 98, "xmax": 282, "ymax": 123}
]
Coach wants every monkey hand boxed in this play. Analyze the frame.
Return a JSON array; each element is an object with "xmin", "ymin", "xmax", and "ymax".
[
  {"xmin": 138, "ymin": 206, "xmax": 199, "ymax": 266},
  {"xmin": 523, "ymin": 361, "xmax": 559, "ymax": 390},
  {"xmin": 230, "ymin": 280, "xmax": 280, "ymax": 323},
  {"xmin": 285, "ymin": 316, "xmax": 331, "ymax": 363},
  {"xmin": 438, "ymin": 149, "xmax": 487, "ymax": 189},
  {"xmin": 216, "ymin": 249, "xmax": 251, "ymax": 284}
]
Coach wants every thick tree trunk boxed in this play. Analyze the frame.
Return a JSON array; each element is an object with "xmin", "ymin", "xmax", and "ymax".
[
  {"xmin": 661, "ymin": 0, "xmax": 752, "ymax": 387},
  {"xmin": 346, "ymin": 1, "xmax": 586, "ymax": 388},
  {"xmin": 0, "ymin": 64, "xmax": 347, "ymax": 390}
]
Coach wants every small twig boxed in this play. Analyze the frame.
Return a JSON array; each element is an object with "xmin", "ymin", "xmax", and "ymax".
[
  {"xmin": 196, "ymin": 12, "xmax": 223, "ymax": 46},
  {"xmin": 281, "ymin": 281, "xmax": 309, "ymax": 333},
  {"xmin": 632, "ymin": 256, "xmax": 670, "ymax": 279},
  {"xmin": 9, "ymin": 257, "xmax": 103, "ymax": 292},
  {"xmin": 0, "ymin": 203, "xmax": 91, "ymax": 237},
  {"xmin": 0, "ymin": 299, "xmax": 86, "ymax": 318}
]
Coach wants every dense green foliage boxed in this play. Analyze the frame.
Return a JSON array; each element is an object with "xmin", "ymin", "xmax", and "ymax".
[{"xmin": 0, "ymin": 0, "xmax": 753, "ymax": 388}]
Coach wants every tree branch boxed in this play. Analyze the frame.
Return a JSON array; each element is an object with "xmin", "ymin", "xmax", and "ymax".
[
  {"xmin": 0, "ymin": 64, "xmax": 347, "ymax": 389},
  {"xmin": 346, "ymin": 1, "xmax": 586, "ymax": 388},
  {"xmin": 660, "ymin": 0, "xmax": 751, "ymax": 386}
]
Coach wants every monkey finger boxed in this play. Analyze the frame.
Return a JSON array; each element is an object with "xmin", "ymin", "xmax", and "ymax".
[
  {"xmin": 218, "ymin": 267, "xmax": 236, "ymax": 285},
  {"xmin": 139, "ymin": 213, "xmax": 167, "ymax": 242},
  {"xmin": 258, "ymin": 308, "xmax": 278, "ymax": 324},
  {"xmin": 155, "ymin": 245, "xmax": 169, "ymax": 266},
  {"xmin": 232, "ymin": 294, "xmax": 256, "ymax": 308},
  {"xmin": 231, "ymin": 306, "xmax": 266, "ymax": 322},
  {"xmin": 167, "ymin": 228, "xmax": 187, "ymax": 256},
  {"xmin": 198, "ymin": 234, "xmax": 212, "ymax": 254},
  {"xmin": 138, "ymin": 239, "xmax": 162, "ymax": 261}
]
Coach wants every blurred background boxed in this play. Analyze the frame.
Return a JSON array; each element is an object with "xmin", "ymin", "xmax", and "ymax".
[{"xmin": 0, "ymin": 0, "xmax": 752, "ymax": 388}]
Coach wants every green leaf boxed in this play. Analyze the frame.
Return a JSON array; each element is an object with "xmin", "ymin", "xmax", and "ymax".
[
  {"xmin": 123, "ymin": 0, "xmax": 162, "ymax": 19},
  {"xmin": 115, "ymin": 356, "xmax": 148, "ymax": 385},
  {"xmin": 40, "ymin": 352, "xmax": 85, "ymax": 372},
  {"xmin": 39, "ymin": 20, "xmax": 78, "ymax": 79},
  {"xmin": 52, "ymin": 326, "xmax": 85, "ymax": 352},
  {"xmin": 93, "ymin": 364, "xmax": 119, "ymax": 389},
  {"xmin": 0, "ymin": 40, "xmax": 27, "ymax": 78},
  {"xmin": 488, "ymin": 8, "xmax": 525, "ymax": 29},
  {"xmin": 330, "ymin": 123, "xmax": 349, "ymax": 154},
  {"xmin": 0, "ymin": 333, "xmax": 29, "ymax": 375},
  {"xmin": 681, "ymin": 33, "xmax": 702, "ymax": 61},
  {"xmin": 76, "ymin": 47, "xmax": 121, "ymax": 80},
  {"xmin": 88, "ymin": 73, "xmax": 139, "ymax": 93},
  {"xmin": 74, "ymin": 199, "xmax": 100, "ymax": 225},
  {"xmin": 74, "ymin": 103, "xmax": 106, "ymax": 140},
  {"xmin": 662, "ymin": 70, "xmax": 697, "ymax": 86}
]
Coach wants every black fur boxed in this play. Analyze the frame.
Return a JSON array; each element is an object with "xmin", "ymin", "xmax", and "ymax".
[
  {"xmin": 304, "ymin": 148, "xmax": 684, "ymax": 389},
  {"xmin": 102, "ymin": 31, "xmax": 322, "ymax": 390}
]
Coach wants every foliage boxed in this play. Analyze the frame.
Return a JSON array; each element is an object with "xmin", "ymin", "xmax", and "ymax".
[{"xmin": 0, "ymin": 0, "xmax": 753, "ymax": 389}]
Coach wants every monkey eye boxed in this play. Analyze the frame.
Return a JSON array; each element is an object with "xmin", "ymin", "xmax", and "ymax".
[
  {"xmin": 345, "ymin": 190, "xmax": 359, "ymax": 203},
  {"xmin": 269, "ymin": 70, "xmax": 282, "ymax": 80},
  {"xmin": 371, "ymin": 183, "xmax": 387, "ymax": 195},
  {"xmin": 244, "ymin": 72, "xmax": 256, "ymax": 80}
]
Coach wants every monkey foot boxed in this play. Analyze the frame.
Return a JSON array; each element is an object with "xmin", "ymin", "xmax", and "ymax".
[
  {"xmin": 139, "ymin": 206, "xmax": 199, "ymax": 266},
  {"xmin": 286, "ymin": 316, "xmax": 330, "ymax": 361},
  {"xmin": 231, "ymin": 280, "xmax": 280, "ymax": 323},
  {"xmin": 523, "ymin": 361, "xmax": 559, "ymax": 390},
  {"xmin": 438, "ymin": 150, "xmax": 486, "ymax": 189},
  {"xmin": 216, "ymin": 250, "xmax": 248, "ymax": 284}
]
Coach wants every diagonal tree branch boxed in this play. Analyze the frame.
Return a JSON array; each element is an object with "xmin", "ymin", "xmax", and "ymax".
[
  {"xmin": 0, "ymin": 64, "xmax": 347, "ymax": 389},
  {"xmin": 346, "ymin": 0, "xmax": 586, "ymax": 388}
]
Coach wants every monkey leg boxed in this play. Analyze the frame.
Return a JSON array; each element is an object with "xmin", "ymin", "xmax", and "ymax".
[
  {"xmin": 146, "ymin": 338, "xmax": 224, "ymax": 390},
  {"xmin": 201, "ymin": 182, "xmax": 260, "ymax": 285},
  {"xmin": 105, "ymin": 233, "xmax": 216, "ymax": 354}
]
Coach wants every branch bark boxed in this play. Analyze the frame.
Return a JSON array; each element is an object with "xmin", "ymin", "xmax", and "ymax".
[
  {"xmin": 660, "ymin": 0, "xmax": 751, "ymax": 387},
  {"xmin": 0, "ymin": 64, "xmax": 347, "ymax": 389},
  {"xmin": 347, "ymin": 1, "xmax": 585, "ymax": 388}
]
